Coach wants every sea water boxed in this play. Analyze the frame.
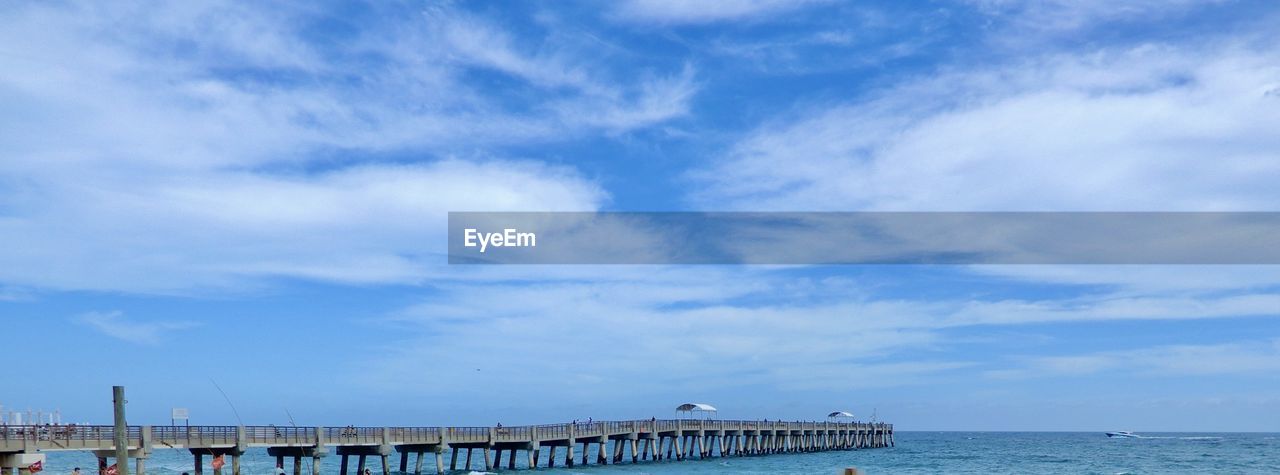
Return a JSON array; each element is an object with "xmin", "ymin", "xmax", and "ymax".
[{"xmin": 31, "ymin": 432, "xmax": 1280, "ymax": 475}]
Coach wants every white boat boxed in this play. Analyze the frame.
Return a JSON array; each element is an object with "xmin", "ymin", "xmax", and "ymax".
[{"xmin": 1106, "ymin": 431, "xmax": 1140, "ymax": 438}]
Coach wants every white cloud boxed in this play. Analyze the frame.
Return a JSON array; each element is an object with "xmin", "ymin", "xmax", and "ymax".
[
  {"xmin": 994, "ymin": 339, "xmax": 1280, "ymax": 378},
  {"xmin": 966, "ymin": 0, "xmax": 1229, "ymax": 33},
  {"xmin": 611, "ymin": 0, "xmax": 829, "ymax": 25},
  {"xmin": 363, "ymin": 270, "xmax": 949, "ymax": 398},
  {"xmin": 356, "ymin": 267, "xmax": 1280, "ymax": 399},
  {"xmin": 692, "ymin": 43, "xmax": 1280, "ymax": 211},
  {"xmin": 0, "ymin": 1, "xmax": 704, "ymax": 292},
  {"xmin": 970, "ymin": 265, "xmax": 1280, "ymax": 295},
  {"xmin": 0, "ymin": 160, "xmax": 604, "ymax": 292},
  {"xmin": 75, "ymin": 310, "xmax": 198, "ymax": 345}
]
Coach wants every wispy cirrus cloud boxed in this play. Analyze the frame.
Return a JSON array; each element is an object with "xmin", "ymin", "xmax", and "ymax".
[
  {"xmin": 357, "ymin": 266, "xmax": 1280, "ymax": 404},
  {"xmin": 75, "ymin": 310, "xmax": 198, "ymax": 345},
  {"xmin": 966, "ymin": 0, "xmax": 1231, "ymax": 33},
  {"xmin": 691, "ymin": 42, "xmax": 1280, "ymax": 211},
  {"xmin": 0, "ymin": 1, "xmax": 703, "ymax": 293},
  {"xmin": 610, "ymin": 0, "xmax": 830, "ymax": 25},
  {"xmin": 989, "ymin": 339, "xmax": 1280, "ymax": 379}
]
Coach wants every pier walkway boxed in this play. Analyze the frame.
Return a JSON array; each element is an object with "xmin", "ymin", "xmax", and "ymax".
[{"xmin": 2, "ymin": 420, "xmax": 893, "ymax": 474}]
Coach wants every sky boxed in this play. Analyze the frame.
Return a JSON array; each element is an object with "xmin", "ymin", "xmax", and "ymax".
[{"xmin": 2, "ymin": 0, "xmax": 1279, "ymax": 431}]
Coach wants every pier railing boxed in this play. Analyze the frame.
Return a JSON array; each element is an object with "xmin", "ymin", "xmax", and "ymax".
[
  {"xmin": 390, "ymin": 427, "xmax": 441, "ymax": 445},
  {"xmin": 1, "ymin": 420, "xmax": 894, "ymax": 453},
  {"xmin": 324, "ymin": 426, "xmax": 381, "ymax": 444},
  {"xmin": 446, "ymin": 427, "xmax": 489, "ymax": 444},
  {"xmin": 532, "ymin": 423, "xmax": 570, "ymax": 439}
]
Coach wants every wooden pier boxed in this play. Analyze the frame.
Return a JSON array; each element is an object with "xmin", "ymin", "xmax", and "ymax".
[{"xmin": 1, "ymin": 419, "xmax": 893, "ymax": 474}]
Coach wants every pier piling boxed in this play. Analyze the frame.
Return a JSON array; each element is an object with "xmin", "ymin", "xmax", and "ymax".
[{"xmin": 112, "ymin": 387, "xmax": 129, "ymax": 475}]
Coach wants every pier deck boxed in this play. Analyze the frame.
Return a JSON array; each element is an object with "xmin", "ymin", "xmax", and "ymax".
[{"xmin": 2, "ymin": 420, "xmax": 893, "ymax": 474}]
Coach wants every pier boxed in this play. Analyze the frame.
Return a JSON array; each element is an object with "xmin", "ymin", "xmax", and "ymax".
[{"xmin": 1, "ymin": 419, "xmax": 893, "ymax": 474}]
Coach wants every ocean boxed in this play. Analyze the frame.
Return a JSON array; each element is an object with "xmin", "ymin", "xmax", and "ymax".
[{"xmin": 31, "ymin": 432, "xmax": 1280, "ymax": 475}]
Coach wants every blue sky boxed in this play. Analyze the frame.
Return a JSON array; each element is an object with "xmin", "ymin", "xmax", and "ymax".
[{"xmin": 2, "ymin": 0, "xmax": 1280, "ymax": 431}]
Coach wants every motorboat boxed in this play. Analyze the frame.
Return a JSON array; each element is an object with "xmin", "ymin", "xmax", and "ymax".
[{"xmin": 1105, "ymin": 431, "xmax": 1140, "ymax": 438}]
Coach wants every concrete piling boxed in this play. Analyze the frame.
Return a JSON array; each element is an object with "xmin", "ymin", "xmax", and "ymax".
[{"xmin": 565, "ymin": 439, "xmax": 574, "ymax": 467}]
